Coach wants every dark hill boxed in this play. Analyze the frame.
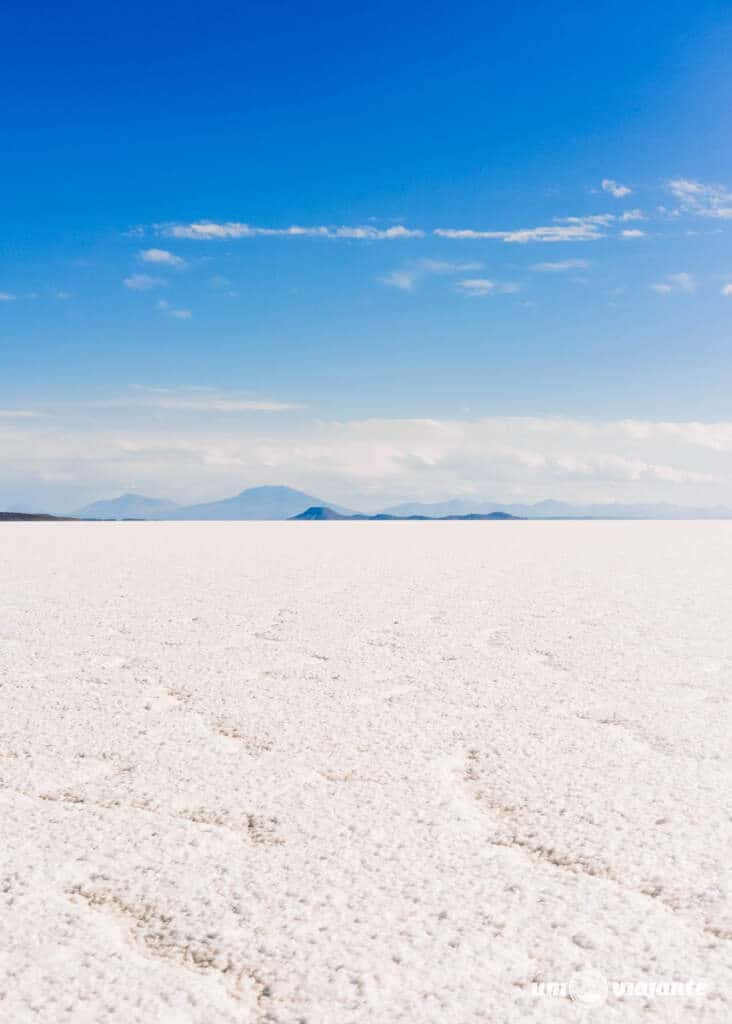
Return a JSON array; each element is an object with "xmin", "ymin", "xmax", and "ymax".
[
  {"xmin": 290, "ymin": 506, "xmax": 521, "ymax": 522},
  {"xmin": 0, "ymin": 512, "xmax": 74, "ymax": 522}
]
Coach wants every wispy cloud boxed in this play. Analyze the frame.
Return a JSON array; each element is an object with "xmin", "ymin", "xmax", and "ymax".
[
  {"xmin": 620, "ymin": 229, "xmax": 645, "ymax": 238},
  {"xmin": 381, "ymin": 270, "xmax": 417, "ymax": 291},
  {"xmin": 457, "ymin": 278, "xmax": 496, "ymax": 295},
  {"xmin": 0, "ymin": 409, "xmax": 44, "ymax": 418},
  {"xmin": 667, "ymin": 178, "xmax": 732, "ymax": 219},
  {"xmin": 721, "ymin": 284, "xmax": 732, "ymax": 297},
  {"xmin": 620, "ymin": 209, "xmax": 645, "ymax": 221},
  {"xmin": 668, "ymin": 272, "xmax": 695, "ymax": 292},
  {"xmin": 601, "ymin": 178, "xmax": 632, "ymax": 198},
  {"xmin": 531, "ymin": 259, "xmax": 589, "ymax": 272},
  {"xmin": 457, "ymin": 279, "xmax": 519, "ymax": 296},
  {"xmin": 651, "ymin": 272, "xmax": 695, "ymax": 294},
  {"xmin": 435, "ymin": 215, "xmax": 613, "ymax": 243},
  {"xmin": 0, "ymin": 292, "xmax": 16, "ymax": 301},
  {"xmin": 380, "ymin": 258, "xmax": 483, "ymax": 291},
  {"xmin": 156, "ymin": 299, "xmax": 191, "ymax": 319},
  {"xmin": 139, "ymin": 248, "xmax": 186, "ymax": 267},
  {"xmin": 161, "ymin": 222, "xmax": 424, "ymax": 240},
  {"xmin": 124, "ymin": 274, "xmax": 167, "ymax": 291},
  {"xmin": 161, "ymin": 215, "xmax": 620, "ymax": 245}
]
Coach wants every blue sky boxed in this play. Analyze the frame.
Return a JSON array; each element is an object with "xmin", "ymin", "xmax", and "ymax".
[{"xmin": 2, "ymin": 0, "xmax": 732, "ymax": 511}]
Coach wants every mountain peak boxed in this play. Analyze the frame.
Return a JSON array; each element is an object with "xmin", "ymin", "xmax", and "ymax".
[{"xmin": 75, "ymin": 493, "xmax": 179, "ymax": 520}]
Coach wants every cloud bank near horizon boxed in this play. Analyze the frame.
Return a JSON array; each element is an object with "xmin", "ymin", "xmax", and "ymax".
[{"xmin": 2, "ymin": 400, "xmax": 732, "ymax": 512}]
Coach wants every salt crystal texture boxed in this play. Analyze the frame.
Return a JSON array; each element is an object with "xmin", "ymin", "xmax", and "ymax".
[{"xmin": 1, "ymin": 521, "xmax": 730, "ymax": 1022}]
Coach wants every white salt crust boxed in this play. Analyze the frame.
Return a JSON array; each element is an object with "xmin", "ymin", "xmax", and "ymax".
[{"xmin": 0, "ymin": 521, "xmax": 730, "ymax": 1022}]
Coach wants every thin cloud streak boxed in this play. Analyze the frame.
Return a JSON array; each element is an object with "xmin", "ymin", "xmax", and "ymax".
[
  {"xmin": 155, "ymin": 213, "xmax": 620, "ymax": 245},
  {"xmin": 435, "ymin": 215, "xmax": 613, "ymax": 243},
  {"xmin": 531, "ymin": 259, "xmax": 589, "ymax": 272},
  {"xmin": 161, "ymin": 222, "xmax": 425, "ymax": 240},
  {"xmin": 456, "ymin": 279, "xmax": 520, "ymax": 296}
]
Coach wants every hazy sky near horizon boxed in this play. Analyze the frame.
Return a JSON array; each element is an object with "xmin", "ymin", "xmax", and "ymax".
[{"xmin": 3, "ymin": 0, "xmax": 732, "ymax": 511}]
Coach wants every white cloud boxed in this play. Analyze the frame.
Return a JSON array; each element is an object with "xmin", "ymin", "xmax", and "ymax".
[
  {"xmin": 457, "ymin": 279, "xmax": 519, "ymax": 296},
  {"xmin": 601, "ymin": 179, "xmax": 632, "ymax": 198},
  {"xmin": 381, "ymin": 259, "xmax": 483, "ymax": 291},
  {"xmin": 437, "ymin": 224, "xmax": 600, "ymax": 243},
  {"xmin": 651, "ymin": 272, "xmax": 695, "ymax": 294},
  {"xmin": 162, "ymin": 215, "xmax": 617, "ymax": 246},
  {"xmin": 531, "ymin": 259, "xmax": 589, "ymax": 272},
  {"xmin": 162, "ymin": 222, "xmax": 424, "ymax": 240},
  {"xmin": 558, "ymin": 214, "xmax": 615, "ymax": 225},
  {"xmin": 617, "ymin": 419, "xmax": 732, "ymax": 452},
  {"xmin": 621, "ymin": 209, "xmax": 645, "ymax": 221},
  {"xmin": 458, "ymin": 278, "xmax": 496, "ymax": 295},
  {"xmin": 721, "ymin": 284, "xmax": 732, "ymax": 296},
  {"xmin": 433, "ymin": 229, "xmax": 501, "ymax": 240},
  {"xmin": 0, "ymin": 292, "xmax": 16, "ymax": 301},
  {"xmin": 436, "ymin": 215, "xmax": 612, "ymax": 243},
  {"xmin": 155, "ymin": 299, "xmax": 191, "ymax": 319},
  {"xmin": 381, "ymin": 270, "xmax": 418, "ymax": 291},
  {"xmin": 620, "ymin": 229, "xmax": 645, "ymax": 238},
  {"xmin": 668, "ymin": 272, "xmax": 695, "ymax": 292},
  {"xmin": 0, "ymin": 409, "xmax": 43, "ymax": 418},
  {"xmin": 139, "ymin": 248, "xmax": 186, "ymax": 267},
  {"xmin": 55, "ymin": 291, "xmax": 72, "ymax": 300},
  {"xmin": 123, "ymin": 274, "xmax": 166, "ymax": 291},
  {"xmin": 667, "ymin": 178, "xmax": 732, "ymax": 219}
]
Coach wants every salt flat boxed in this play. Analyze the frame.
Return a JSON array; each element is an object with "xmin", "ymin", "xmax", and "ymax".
[{"xmin": 1, "ymin": 521, "xmax": 730, "ymax": 1023}]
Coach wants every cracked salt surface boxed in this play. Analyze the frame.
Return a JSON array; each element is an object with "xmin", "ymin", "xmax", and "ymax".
[{"xmin": 1, "ymin": 521, "xmax": 730, "ymax": 1022}]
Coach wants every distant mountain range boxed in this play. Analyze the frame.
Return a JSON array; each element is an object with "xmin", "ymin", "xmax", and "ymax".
[
  {"xmin": 291, "ymin": 506, "xmax": 520, "ymax": 521},
  {"xmin": 74, "ymin": 486, "xmax": 353, "ymax": 521},
  {"xmin": 382, "ymin": 499, "xmax": 732, "ymax": 520},
  {"xmin": 19, "ymin": 486, "xmax": 731, "ymax": 522}
]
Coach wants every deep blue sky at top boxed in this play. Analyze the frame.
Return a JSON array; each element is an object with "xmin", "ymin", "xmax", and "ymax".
[{"xmin": 2, "ymin": 0, "xmax": 732, "ymax": 421}]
